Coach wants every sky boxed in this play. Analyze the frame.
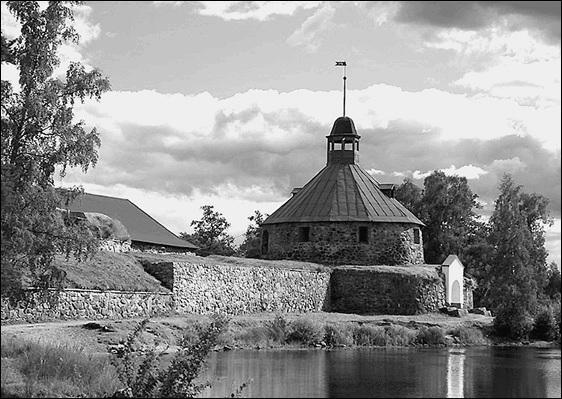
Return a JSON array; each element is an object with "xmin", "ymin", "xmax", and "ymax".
[{"xmin": 1, "ymin": 1, "xmax": 561, "ymax": 265}]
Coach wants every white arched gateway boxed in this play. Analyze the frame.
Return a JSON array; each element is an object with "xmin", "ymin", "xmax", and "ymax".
[{"xmin": 441, "ymin": 255, "xmax": 464, "ymax": 308}]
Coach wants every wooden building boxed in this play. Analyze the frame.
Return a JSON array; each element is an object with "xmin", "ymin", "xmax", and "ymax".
[{"xmin": 66, "ymin": 193, "xmax": 198, "ymax": 253}]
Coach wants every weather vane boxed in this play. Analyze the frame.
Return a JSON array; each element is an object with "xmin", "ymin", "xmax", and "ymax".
[{"xmin": 335, "ymin": 61, "xmax": 347, "ymax": 117}]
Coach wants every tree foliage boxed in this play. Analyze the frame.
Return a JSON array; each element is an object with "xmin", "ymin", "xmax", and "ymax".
[
  {"xmin": 180, "ymin": 205, "xmax": 235, "ymax": 256},
  {"xmin": 237, "ymin": 210, "xmax": 268, "ymax": 258},
  {"xmin": 486, "ymin": 174, "xmax": 553, "ymax": 339},
  {"xmin": 395, "ymin": 172, "xmax": 482, "ymax": 265},
  {"xmin": 394, "ymin": 177, "xmax": 422, "ymax": 216},
  {"xmin": 112, "ymin": 314, "xmax": 234, "ymax": 398},
  {"xmin": 418, "ymin": 171, "xmax": 482, "ymax": 264},
  {"xmin": 1, "ymin": 1, "xmax": 110, "ymax": 299}
]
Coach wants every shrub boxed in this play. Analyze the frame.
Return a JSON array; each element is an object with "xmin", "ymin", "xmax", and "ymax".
[
  {"xmin": 385, "ymin": 325, "xmax": 417, "ymax": 346},
  {"xmin": 235, "ymin": 327, "xmax": 269, "ymax": 346},
  {"xmin": 532, "ymin": 306, "xmax": 561, "ymax": 341},
  {"xmin": 415, "ymin": 326, "xmax": 447, "ymax": 346},
  {"xmin": 0, "ymin": 335, "xmax": 120, "ymax": 398},
  {"xmin": 112, "ymin": 313, "xmax": 232, "ymax": 398},
  {"xmin": 493, "ymin": 305, "xmax": 534, "ymax": 340},
  {"xmin": 324, "ymin": 324, "xmax": 354, "ymax": 347},
  {"xmin": 449, "ymin": 327, "xmax": 487, "ymax": 345},
  {"xmin": 352, "ymin": 325, "xmax": 386, "ymax": 346},
  {"xmin": 287, "ymin": 318, "xmax": 324, "ymax": 345},
  {"xmin": 264, "ymin": 314, "xmax": 289, "ymax": 344}
]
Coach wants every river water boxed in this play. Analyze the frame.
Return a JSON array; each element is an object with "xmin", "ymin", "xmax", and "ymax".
[{"xmin": 199, "ymin": 347, "xmax": 561, "ymax": 398}]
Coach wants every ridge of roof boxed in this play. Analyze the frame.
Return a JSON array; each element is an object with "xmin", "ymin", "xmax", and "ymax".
[
  {"xmin": 67, "ymin": 192, "xmax": 198, "ymax": 249},
  {"xmin": 123, "ymin": 198, "xmax": 198, "ymax": 249}
]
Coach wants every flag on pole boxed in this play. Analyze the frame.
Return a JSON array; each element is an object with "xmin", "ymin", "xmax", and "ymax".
[{"xmin": 335, "ymin": 61, "xmax": 346, "ymax": 66}]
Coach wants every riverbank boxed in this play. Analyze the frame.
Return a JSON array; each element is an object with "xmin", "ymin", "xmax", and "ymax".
[
  {"xmin": 0, "ymin": 311, "xmax": 512, "ymax": 355},
  {"xmin": 3, "ymin": 312, "xmax": 560, "ymax": 398}
]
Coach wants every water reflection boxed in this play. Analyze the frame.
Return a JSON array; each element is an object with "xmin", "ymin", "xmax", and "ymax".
[
  {"xmin": 200, "ymin": 347, "xmax": 561, "ymax": 398},
  {"xmin": 447, "ymin": 348, "xmax": 465, "ymax": 398}
]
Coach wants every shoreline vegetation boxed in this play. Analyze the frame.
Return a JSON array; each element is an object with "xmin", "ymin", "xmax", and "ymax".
[{"xmin": 1, "ymin": 312, "xmax": 560, "ymax": 398}]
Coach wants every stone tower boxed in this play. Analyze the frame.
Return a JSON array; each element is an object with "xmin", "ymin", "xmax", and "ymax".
[{"xmin": 260, "ymin": 115, "xmax": 425, "ymax": 266}]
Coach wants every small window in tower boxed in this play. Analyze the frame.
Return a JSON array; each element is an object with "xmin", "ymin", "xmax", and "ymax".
[
  {"xmin": 334, "ymin": 142, "xmax": 342, "ymax": 150},
  {"xmin": 413, "ymin": 228, "xmax": 421, "ymax": 244},
  {"xmin": 358, "ymin": 226, "xmax": 369, "ymax": 243},
  {"xmin": 299, "ymin": 226, "xmax": 310, "ymax": 242}
]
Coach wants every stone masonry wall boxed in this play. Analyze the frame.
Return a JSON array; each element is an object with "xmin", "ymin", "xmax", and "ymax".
[
  {"xmin": 99, "ymin": 239, "xmax": 131, "ymax": 253},
  {"xmin": 330, "ymin": 266, "xmax": 446, "ymax": 315},
  {"xmin": 173, "ymin": 262, "xmax": 331, "ymax": 315},
  {"xmin": 463, "ymin": 276, "xmax": 476, "ymax": 309},
  {"xmin": 262, "ymin": 222, "xmax": 424, "ymax": 266},
  {"xmin": 1, "ymin": 289, "xmax": 173, "ymax": 323}
]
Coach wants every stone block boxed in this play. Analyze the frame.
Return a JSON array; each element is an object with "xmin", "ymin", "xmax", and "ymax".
[{"xmin": 448, "ymin": 308, "xmax": 469, "ymax": 318}]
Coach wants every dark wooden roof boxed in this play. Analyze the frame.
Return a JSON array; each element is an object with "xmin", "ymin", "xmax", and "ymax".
[
  {"xmin": 263, "ymin": 164, "xmax": 424, "ymax": 225},
  {"xmin": 66, "ymin": 193, "xmax": 198, "ymax": 250},
  {"xmin": 329, "ymin": 116, "xmax": 358, "ymax": 136}
]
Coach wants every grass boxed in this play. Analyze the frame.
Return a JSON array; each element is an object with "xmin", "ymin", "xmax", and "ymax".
[
  {"xmin": 53, "ymin": 251, "xmax": 169, "ymax": 292},
  {"xmin": 353, "ymin": 325, "xmax": 387, "ymax": 346},
  {"xmin": 449, "ymin": 327, "xmax": 489, "ymax": 345},
  {"xmin": 134, "ymin": 252, "xmax": 331, "ymax": 272},
  {"xmin": 1, "ymin": 335, "xmax": 121, "ymax": 398},
  {"xmin": 415, "ymin": 326, "xmax": 447, "ymax": 346}
]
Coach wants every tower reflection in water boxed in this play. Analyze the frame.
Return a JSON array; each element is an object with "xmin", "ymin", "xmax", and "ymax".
[{"xmin": 447, "ymin": 348, "xmax": 465, "ymax": 398}]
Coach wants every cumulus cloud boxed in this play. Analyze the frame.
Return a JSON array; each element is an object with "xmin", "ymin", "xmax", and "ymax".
[
  {"xmin": 411, "ymin": 164, "xmax": 488, "ymax": 180},
  {"xmin": 63, "ymin": 83, "xmax": 560, "ymax": 220},
  {"xmin": 286, "ymin": 3, "xmax": 336, "ymax": 52},
  {"xmin": 393, "ymin": 1, "xmax": 561, "ymax": 42},
  {"xmin": 162, "ymin": 1, "xmax": 322, "ymax": 21}
]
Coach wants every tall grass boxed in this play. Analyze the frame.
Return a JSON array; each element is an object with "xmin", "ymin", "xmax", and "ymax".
[
  {"xmin": 264, "ymin": 314, "xmax": 289, "ymax": 344},
  {"xmin": 415, "ymin": 326, "xmax": 447, "ymax": 346},
  {"xmin": 449, "ymin": 327, "xmax": 488, "ymax": 345},
  {"xmin": 1, "ymin": 335, "xmax": 121, "ymax": 398},
  {"xmin": 287, "ymin": 318, "xmax": 324, "ymax": 345},
  {"xmin": 324, "ymin": 323, "xmax": 354, "ymax": 347},
  {"xmin": 384, "ymin": 325, "xmax": 417, "ymax": 346},
  {"xmin": 352, "ymin": 325, "xmax": 387, "ymax": 346}
]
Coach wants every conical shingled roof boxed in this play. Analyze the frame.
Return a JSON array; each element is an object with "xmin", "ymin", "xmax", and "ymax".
[{"xmin": 262, "ymin": 164, "xmax": 424, "ymax": 225}]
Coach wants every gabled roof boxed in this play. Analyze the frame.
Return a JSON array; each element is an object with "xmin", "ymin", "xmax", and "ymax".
[
  {"xmin": 262, "ymin": 164, "xmax": 424, "ymax": 225},
  {"xmin": 66, "ymin": 193, "xmax": 198, "ymax": 250},
  {"xmin": 442, "ymin": 255, "xmax": 463, "ymax": 267}
]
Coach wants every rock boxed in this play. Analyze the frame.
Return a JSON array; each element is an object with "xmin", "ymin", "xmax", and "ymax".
[
  {"xmin": 111, "ymin": 388, "xmax": 133, "ymax": 398},
  {"xmin": 82, "ymin": 322, "xmax": 103, "ymax": 330},
  {"xmin": 469, "ymin": 307, "xmax": 488, "ymax": 315},
  {"xmin": 223, "ymin": 345, "xmax": 232, "ymax": 351},
  {"xmin": 448, "ymin": 308, "xmax": 469, "ymax": 318}
]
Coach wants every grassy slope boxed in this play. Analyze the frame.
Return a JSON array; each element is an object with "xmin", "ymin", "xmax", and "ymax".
[
  {"xmin": 133, "ymin": 252, "xmax": 331, "ymax": 272},
  {"xmin": 53, "ymin": 251, "xmax": 169, "ymax": 292}
]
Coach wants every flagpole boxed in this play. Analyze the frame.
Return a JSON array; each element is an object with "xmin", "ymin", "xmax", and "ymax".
[
  {"xmin": 343, "ymin": 65, "xmax": 346, "ymax": 117},
  {"xmin": 335, "ymin": 61, "xmax": 347, "ymax": 117}
]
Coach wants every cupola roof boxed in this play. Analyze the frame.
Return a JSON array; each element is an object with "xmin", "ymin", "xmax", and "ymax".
[{"xmin": 329, "ymin": 116, "xmax": 358, "ymax": 136}]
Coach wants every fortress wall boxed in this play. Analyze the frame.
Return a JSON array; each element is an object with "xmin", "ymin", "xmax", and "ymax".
[
  {"xmin": 1, "ymin": 289, "xmax": 173, "ymax": 323},
  {"xmin": 172, "ymin": 262, "xmax": 331, "ymax": 315},
  {"xmin": 2, "ymin": 257, "xmax": 471, "ymax": 323},
  {"xmin": 330, "ymin": 266, "xmax": 446, "ymax": 315},
  {"xmin": 261, "ymin": 222, "xmax": 424, "ymax": 266}
]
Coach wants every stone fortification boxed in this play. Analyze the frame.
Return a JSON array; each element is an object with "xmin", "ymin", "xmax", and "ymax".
[
  {"xmin": 1, "ymin": 289, "xmax": 173, "ymax": 323},
  {"xmin": 262, "ymin": 222, "xmax": 424, "ymax": 266},
  {"xmin": 172, "ymin": 261, "xmax": 331, "ymax": 315},
  {"xmin": 330, "ymin": 265, "xmax": 446, "ymax": 315},
  {"xmin": 2, "ymin": 253, "xmax": 473, "ymax": 323}
]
